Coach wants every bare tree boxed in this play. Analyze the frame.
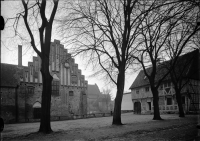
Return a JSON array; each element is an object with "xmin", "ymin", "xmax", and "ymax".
[
  {"xmin": 58, "ymin": 0, "xmax": 155, "ymax": 125},
  {"xmin": 8, "ymin": 0, "xmax": 59, "ymax": 133},
  {"xmin": 163, "ymin": 4, "xmax": 200, "ymax": 117},
  {"xmin": 171, "ymin": 50, "xmax": 198, "ymax": 117},
  {"xmin": 134, "ymin": 0, "xmax": 200, "ymax": 120}
]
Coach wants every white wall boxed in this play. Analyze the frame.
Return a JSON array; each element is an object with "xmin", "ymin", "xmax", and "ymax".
[{"xmin": 121, "ymin": 93, "xmax": 133, "ymax": 110}]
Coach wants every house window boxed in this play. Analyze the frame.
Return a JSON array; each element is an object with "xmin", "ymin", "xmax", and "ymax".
[
  {"xmin": 52, "ymin": 81, "xmax": 59, "ymax": 96},
  {"xmin": 69, "ymin": 91, "xmax": 74, "ymax": 96},
  {"xmin": 136, "ymin": 89, "xmax": 139, "ymax": 94},
  {"xmin": 145, "ymin": 87, "xmax": 149, "ymax": 92},
  {"xmin": 167, "ymin": 97, "xmax": 172, "ymax": 105}
]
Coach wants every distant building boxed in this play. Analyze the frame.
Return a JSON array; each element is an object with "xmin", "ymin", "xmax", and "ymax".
[
  {"xmin": 87, "ymin": 84, "xmax": 101, "ymax": 113},
  {"xmin": 87, "ymin": 84, "xmax": 113, "ymax": 113},
  {"xmin": 98, "ymin": 93, "xmax": 114, "ymax": 112},
  {"xmin": 121, "ymin": 92, "xmax": 133, "ymax": 111},
  {"xmin": 1, "ymin": 39, "xmax": 88, "ymax": 123},
  {"xmin": 130, "ymin": 50, "xmax": 200, "ymax": 114}
]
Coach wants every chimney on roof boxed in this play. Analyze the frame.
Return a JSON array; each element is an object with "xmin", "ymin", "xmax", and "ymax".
[{"xmin": 18, "ymin": 45, "xmax": 22, "ymax": 66}]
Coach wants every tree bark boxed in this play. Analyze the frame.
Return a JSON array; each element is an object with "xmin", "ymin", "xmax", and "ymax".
[
  {"xmin": 39, "ymin": 55, "xmax": 53, "ymax": 133},
  {"xmin": 175, "ymin": 89, "xmax": 185, "ymax": 117},
  {"xmin": 112, "ymin": 70, "xmax": 125, "ymax": 125},
  {"xmin": 151, "ymin": 86, "xmax": 162, "ymax": 120}
]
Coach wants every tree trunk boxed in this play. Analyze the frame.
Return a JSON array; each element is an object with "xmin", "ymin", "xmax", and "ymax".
[
  {"xmin": 112, "ymin": 70, "xmax": 125, "ymax": 125},
  {"xmin": 151, "ymin": 87, "xmax": 162, "ymax": 120},
  {"xmin": 39, "ymin": 55, "xmax": 53, "ymax": 133},
  {"xmin": 175, "ymin": 89, "xmax": 185, "ymax": 117}
]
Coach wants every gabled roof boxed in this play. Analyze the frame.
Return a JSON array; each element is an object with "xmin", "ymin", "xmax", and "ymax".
[
  {"xmin": 0, "ymin": 63, "xmax": 23, "ymax": 87},
  {"xmin": 129, "ymin": 69, "xmax": 150, "ymax": 89},
  {"xmin": 87, "ymin": 84, "xmax": 101, "ymax": 98},
  {"xmin": 129, "ymin": 49, "xmax": 199, "ymax": 89}
]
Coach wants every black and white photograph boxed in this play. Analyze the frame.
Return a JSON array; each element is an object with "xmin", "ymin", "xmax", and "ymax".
[{"xmin": 0, "ymin": 0, "xmax": 200, "ymax": 140}]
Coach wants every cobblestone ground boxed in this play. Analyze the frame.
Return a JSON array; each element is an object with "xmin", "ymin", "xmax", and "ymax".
[{"xmin": 2, "ymin": 113, "xmax": 199, "ymax": 141}]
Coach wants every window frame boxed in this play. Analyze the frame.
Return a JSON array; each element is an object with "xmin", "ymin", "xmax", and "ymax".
[
  {"xmin": 136, "ymin": 89, "xmax": 139, "ymax": 94},
  {"xmin": 166, "ymin": 97, "xmax": 172, "ymax": 105},
  {"xmin": 52, "ymin": 81, "xmax": 59, "ymax": 96},
  {"xmin": 145, "ymin": 87, "xmax": 149, "ymax": 92}
]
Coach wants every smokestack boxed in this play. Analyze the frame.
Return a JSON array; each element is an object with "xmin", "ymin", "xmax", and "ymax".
[{"xmin": 18, "ymin": 45, "xmax": 22, "ymax": 66}]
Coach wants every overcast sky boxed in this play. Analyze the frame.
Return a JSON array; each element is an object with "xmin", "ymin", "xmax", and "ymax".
[{"xmin": 1, "ymin": 1, "xmax": 138, "ymax": 98}]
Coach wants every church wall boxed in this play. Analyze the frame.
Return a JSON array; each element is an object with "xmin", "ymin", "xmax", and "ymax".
[{"xmin": 1, "ymin": 39, "xmax": 88, "ymax": 123}]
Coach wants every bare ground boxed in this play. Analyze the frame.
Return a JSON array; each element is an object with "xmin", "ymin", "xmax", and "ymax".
[{"xmin": 2, "ymin": 113, "xmax": 200, "ymax": 141}]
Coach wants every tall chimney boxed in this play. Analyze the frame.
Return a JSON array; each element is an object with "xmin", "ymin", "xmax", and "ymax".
[{"xmin": 18, "ymin": 45, "xmax": 22, "ymax": 66}]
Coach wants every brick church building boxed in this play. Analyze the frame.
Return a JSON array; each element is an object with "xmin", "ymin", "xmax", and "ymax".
[{"xmin": 0, "ymin": 39, "xmax": 88, "ymax": 123}]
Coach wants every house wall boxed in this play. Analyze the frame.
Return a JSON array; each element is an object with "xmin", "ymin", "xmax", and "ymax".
[
  {"xmin": 186, "ymin": 79, "xmax": 200, "ymax": 111},
  {"xmin": 131, "ymin": 81, "xmax": 193, "ymax": 114}
]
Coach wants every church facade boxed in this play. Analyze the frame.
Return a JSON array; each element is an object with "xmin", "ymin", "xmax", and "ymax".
[{"xmin": 1, "ymin": 39, "xmax": 88, "ymax": 123}]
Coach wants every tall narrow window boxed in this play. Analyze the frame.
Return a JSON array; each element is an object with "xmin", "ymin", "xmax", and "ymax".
[
  {"xmin": 52, "ymin": 81, "xmax": 59, "ymax": 96},
  {"xmin": 30, "ymin": 65, "xmax": 33, "ymax": 82},
  {"xmin": 25, "ymin": 71, "xmax": 28, "ymax": 82},
  {"xmin": 35, "ymin": 60, "xmax": 39, "ymax": 72}
]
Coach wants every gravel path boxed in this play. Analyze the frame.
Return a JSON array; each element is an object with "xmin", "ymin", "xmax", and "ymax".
[{"xmin": 2, "ymin": 113, "xmax": 199, "ymax": 141}]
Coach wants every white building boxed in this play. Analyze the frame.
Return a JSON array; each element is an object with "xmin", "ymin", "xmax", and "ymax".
[{"xmin": 121, "ymin": 92, "xmax": 133, "ymax": 111}]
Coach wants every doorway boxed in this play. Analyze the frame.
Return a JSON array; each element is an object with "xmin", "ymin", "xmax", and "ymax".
[
  {"xmin": 134, "ymin": 102, "xmax": 141, "ymax": 114},
  {"xmin": 148, "ymin": 102, "xmax": 151, "ymax": 111},
  {"xmin": 33, "ymin": 101, "xmax": 41, "ymax": 119}
]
